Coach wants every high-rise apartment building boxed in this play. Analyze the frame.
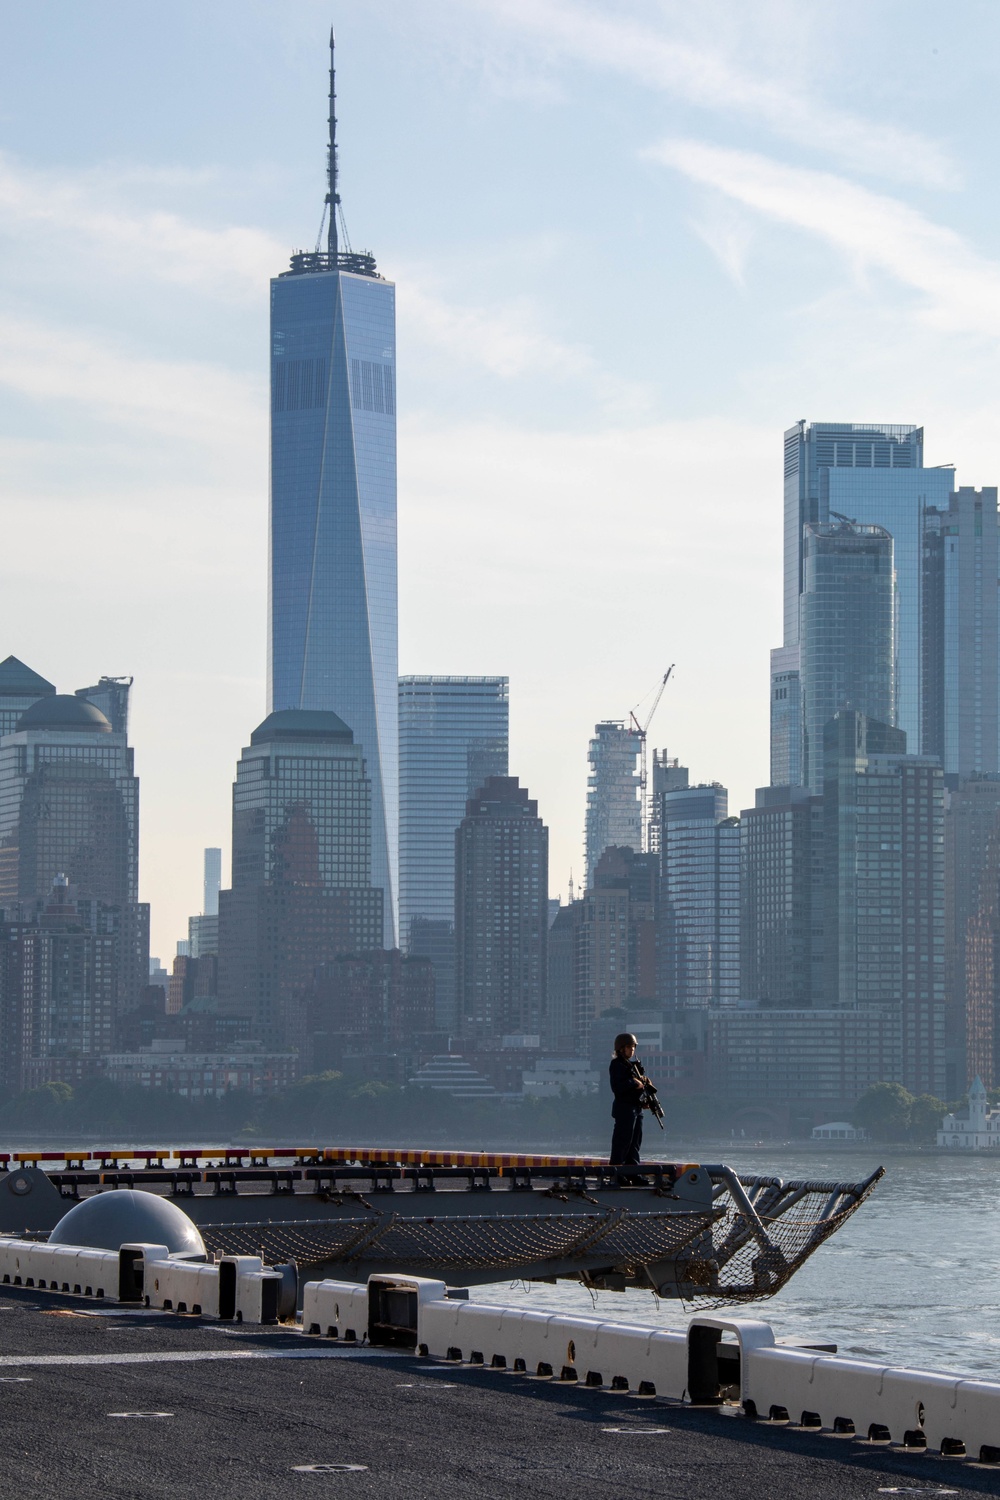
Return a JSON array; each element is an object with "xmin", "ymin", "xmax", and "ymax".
[
  {"xmin": 740, "ymin": 785, "xmax": 824, "ymax": 1008},
  {"xmin": 925, "ymin": 488, "xmax": 1000, "ymax": 777},
  {"xmin": 557, "ymin": 846, "xmax": 658, "ymax": 1043},
  {"xmin": 944, "ymin": 775, "xmax": 1000, "ymax": 1094},
  {"xmin": 823, "ymin": 711, "xmax": 945, "ymax": 1097},
  {"xmin": 964, "ymin": 822, "xmax": 1000, "ymax": 1089},
  {"xmin": 217, "ymin": 709, "xmax": 383, "ymax": 1050},
  {"xmin": 0, "ymin": 876, "xmax": 119, "ymax": 1092},
  {"xmin": 455, "ymin": 776, "xmax": 548, "ymax": 1042},
  {"xmin": 268, "ymin": 37, "xmax": 398, "ymax": 945},
  {"xmin": 0, "ymin": 693, "xmax": 147, "ymax": 1012},
  {"xmin": 0, "ymin": 657, "xmax": 54, "ymax": 741},
  {"xmin": 800, "ymin": 520, "xmax": 895, "ymax": 793},
  {"xmin": 659, "ymin": 784, "xmax": 741, "ymax": 1009},
  {"xmin": 584, "ymin": 722, "xmax": 640, "ymax": 883}
]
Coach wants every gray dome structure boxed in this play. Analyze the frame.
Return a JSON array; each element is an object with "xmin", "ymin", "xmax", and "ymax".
[
  {"xmin": 49, "ymin": 1190, "xmax": 206, "ymax": 1258},
  {"xmin": 250, "ymin": 708, "xmax": 353, "ymax": 745},
  {"xmin": 17, "ymin": 695, "xmax": 112, "ymax": 733}
]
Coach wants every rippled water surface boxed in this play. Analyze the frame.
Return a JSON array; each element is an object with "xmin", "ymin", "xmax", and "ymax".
[{"xmin": 476, "ymin": 1148, "xmax": 1000, "ymax": 1378}]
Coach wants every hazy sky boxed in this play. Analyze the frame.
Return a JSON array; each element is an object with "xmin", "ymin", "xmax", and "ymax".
[{"xmin": 2, "ymin": 1, "xmax": 999, "ymax": 959}]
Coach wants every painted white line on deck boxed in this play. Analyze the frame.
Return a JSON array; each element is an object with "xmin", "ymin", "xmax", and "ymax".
[{"xmin": 0, "ymin": 1347, "xmax": 393, "ymax": 1368}]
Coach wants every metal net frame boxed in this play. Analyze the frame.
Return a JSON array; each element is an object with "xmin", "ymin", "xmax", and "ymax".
[
  {"xmin": 199, "ymin": 1167, "xmax": 883, "ymax": 1306},
  {"xmin": 679, "ymin": 1167, "xmax": 885, "ymax": 1306}
]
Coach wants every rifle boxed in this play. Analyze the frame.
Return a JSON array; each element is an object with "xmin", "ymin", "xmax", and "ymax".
[{"xmin": 639, "ymin": 1075, "xmax": 665, "ymax": 1130}]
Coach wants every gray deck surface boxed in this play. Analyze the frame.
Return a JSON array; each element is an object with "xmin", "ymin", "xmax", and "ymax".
[{"xmin": 0, "ymin": 1286, "xmax": 997, "ymax": 1499}]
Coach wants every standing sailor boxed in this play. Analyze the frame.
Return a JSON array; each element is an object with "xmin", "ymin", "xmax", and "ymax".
[{"xmin": 609, "ymin": 1032, "xmax": 647, "ymax": 1166}]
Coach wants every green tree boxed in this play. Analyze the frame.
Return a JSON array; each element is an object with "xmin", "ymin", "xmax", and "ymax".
[
  {"xmin": 852, "ymin": 1081, "xmax": 913, "ymax": 1141},
  {"xmin": 907, "ymin": 1093, "xmax": 946, "ymax": 1143}
]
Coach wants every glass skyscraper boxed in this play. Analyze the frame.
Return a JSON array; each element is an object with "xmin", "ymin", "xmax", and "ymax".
[
  {"xmin": 659, "ymin": 783, "xmax": 741, "ymax": 1009},
  {"xmin": 771, "ymin": 420, "xmax": 998, "ymax": 779},
  {"xmin": 397, "ymin": 676, "xmax": 508, "ymax": 945},
  {"xmin": 268, "ymin": 39, "xmax": 398, "ymax": 944},
  {"xmin": 782, "ymin": 421, "xmax": 923, "ymax": 649},
  {"xmin": 823, "ymin": 464, "xmax": 954, "ymax": 755},
  {"xmin": 927, "ymin": 487, "xmax": 1000, "ymax": 777},
  {"xmin": 800, "ymin": 520, "xmax": 895, "ymax": 793},
  {"xmin": 398, "ymin": 676, "xmax": 508, "ymax": 1031}
]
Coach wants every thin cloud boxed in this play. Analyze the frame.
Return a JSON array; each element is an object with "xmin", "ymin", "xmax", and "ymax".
[
  {"xmin": 648, "ymin": 139, "xmax": 1000, "ymax": 338},
  {"xmin": 399, "ymin": 272, "xmax": 651, "ymax": 414},
  {"xmin": 0, "ymin": 153, "xmax": 283, "ymax": 299},
  {"xmin": 0, "ymin": 314, "xmax": 262, "ymax": 445},
  {"xmin": 474, "ymin": 0, "xmax": 954, "ymax": 188}
]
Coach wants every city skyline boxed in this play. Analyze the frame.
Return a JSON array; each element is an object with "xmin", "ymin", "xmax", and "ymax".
[{"xmin": 3, "ymin": 5, "xmax": 1000, "ymax": 958}]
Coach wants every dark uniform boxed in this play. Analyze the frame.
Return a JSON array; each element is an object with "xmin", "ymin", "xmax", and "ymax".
[{"xmin": 609, "ymin": 1054, "xmax": 645, "ymax": 1165}]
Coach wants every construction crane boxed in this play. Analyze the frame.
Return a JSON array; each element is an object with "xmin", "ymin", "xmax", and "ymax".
[{"xmin": 629, "ymin": 665, "xmax": 674, "ymax": 851}]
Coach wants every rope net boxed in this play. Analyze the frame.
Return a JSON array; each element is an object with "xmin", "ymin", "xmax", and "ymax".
[{"xmin": 199, "ymin": 1168, "xmax": 882, "ymax": 1305}]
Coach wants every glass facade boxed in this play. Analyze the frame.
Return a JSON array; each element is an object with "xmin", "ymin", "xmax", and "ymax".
[
  {"xmin": 584, "ymin": 721, "xmax": 641, "ymax": 883},
  {"xmin": 800, "ymin": 521, "xmax": 895, "ymax": 793},
  {"xmin": 398, "ymin": 676, "xmax": 509, "ymax": 946},
  {"xmin": 659, "ymin": 784, "xmax": 741, "ymax": 1008},
  {"xmin": 269, "ymin": 263, "xmax": 398, "ymax": 945},
  {"xmin": 824, "ymin": 465, "xmax": 954, "ymax": 755},
  {"xmin": 230, "ymin": 711, "xmax": 374, "ymax": 894},
  {"xmin": 929, "ymin": 487, "xmax": 1000, "ymax": 776},
  {"xmin": 782, "ymin": 420, "xmax": 922, "ymax": 648},
  {"xmin": 773, "ymin": 421, "xmax": 999, "ymax": 782},
  {"xmin": 740, "ymin": 785, "xmax": 824, "ymax": 1008}
]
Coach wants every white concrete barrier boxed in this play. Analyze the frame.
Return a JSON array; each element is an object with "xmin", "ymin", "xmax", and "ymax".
[
  {"xmin": 0, "ymin": 1235, "xmax": 120, "ymax": 1299},
  {"xmin": 233, "ymin": 1262, "xmax": 282, "ymax": 1325},
  {"xmin": 416, "ymin": 1297, "xmax": 687, "ymax": 1395},
  {"xmin": 139, "ymin": 1246, "xmax": 222, "ymax": 1318},
  {"xmin": 125, "ymin": 1247, "xmax": 280, "ymax": 1323},
  {"xmin": 691, "ymin": 1315, "xmax": 1000, "ymax": 1459},
  {"xmin": 0, "ymin": 1235, "xmax": 282, "ymax": 1325},
  {"xmin": 302, "ymin": 1279, "xmax": 371, "ymax": 1341}
]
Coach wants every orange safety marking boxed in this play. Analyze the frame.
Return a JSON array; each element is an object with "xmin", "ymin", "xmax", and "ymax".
[{"xmin": 8, "ymin": 1145, "xmax": 691, "ymax": 1173}]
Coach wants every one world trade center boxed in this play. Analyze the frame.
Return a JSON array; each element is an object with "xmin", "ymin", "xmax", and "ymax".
[{"xmin": 268, "ymin": 34, "xmax": 398, "ymax": 945}]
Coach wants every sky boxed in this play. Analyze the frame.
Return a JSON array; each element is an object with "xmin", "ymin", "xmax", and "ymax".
[{"xmin": 2, "ymin": 1, "xmax": 1000, "ymax": 960}]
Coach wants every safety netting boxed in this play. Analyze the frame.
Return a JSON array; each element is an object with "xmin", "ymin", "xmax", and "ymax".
[{"xmin": 199, "ymin": 1166, "xmax": 883, "ymax": 1306}]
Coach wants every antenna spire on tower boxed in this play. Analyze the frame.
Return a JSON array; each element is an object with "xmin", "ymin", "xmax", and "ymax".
[{"xmin": 326, "ymin": 28, "xmax": 339, "ymax": 260}]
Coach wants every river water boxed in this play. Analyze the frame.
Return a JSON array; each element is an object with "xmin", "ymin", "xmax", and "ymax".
[{"xmin": 475, "ymin": 1148, "xmax": 1000, "ymax": 1380}]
